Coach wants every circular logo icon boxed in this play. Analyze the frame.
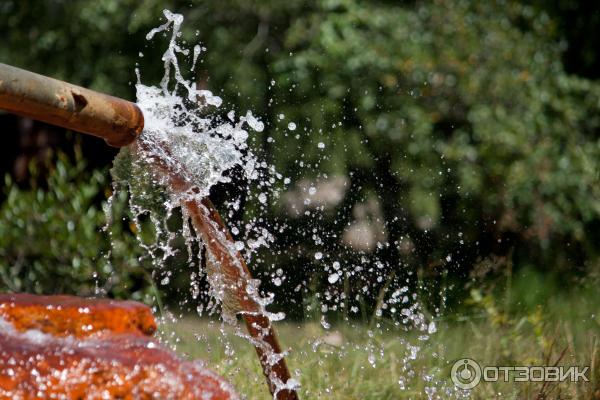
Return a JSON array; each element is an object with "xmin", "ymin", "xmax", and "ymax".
[{"xmin": 451, "ymin": 358, "xmax": 481, "ymax": 389}]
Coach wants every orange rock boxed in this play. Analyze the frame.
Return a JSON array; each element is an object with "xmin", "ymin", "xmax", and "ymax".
[
  {"xmin": 0, "ymin": 293, "xmax": 238, "ymax": 400},
  {"xmin": 0, "ymin": 293, "xmax": 156, "ymax": 338}
]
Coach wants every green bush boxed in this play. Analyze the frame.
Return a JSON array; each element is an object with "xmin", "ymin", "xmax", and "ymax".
[
  {"xmin": 1, "ymin": 1, "xmax": 599, "ymax": 310},
  {"xmin": 268, "ymin": 0, "xmax": 600, "ymax": 258},
  {"xmin": 0, "ymin": 152, "xmax": 152, "ymax": 301}
]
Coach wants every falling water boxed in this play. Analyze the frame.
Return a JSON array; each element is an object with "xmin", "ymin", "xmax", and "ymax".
[
  {"xmin": 106, "ymin": 9, "xmax": 462, "ymax": 399},
  {"xmin": 111, "ymin": 10, "xmax": 279, "ymax": 322},
  {"xmin": 107, "ymin": 9, "xmax": 298, "ymax": 399}
]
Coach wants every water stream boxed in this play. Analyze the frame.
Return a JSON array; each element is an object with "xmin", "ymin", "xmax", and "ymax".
[{"xmin": 107, "ymin": 9, "xmax": 459, "ymax": 399}]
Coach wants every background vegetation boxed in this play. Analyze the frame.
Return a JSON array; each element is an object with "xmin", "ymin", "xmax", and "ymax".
[
  {"xmin": 1, "ymin": 0, "xmax": 599, "ymax": 397},
  {"xmin": 1, "ymin": 0, "xmax": 598, "ymax": 310}
]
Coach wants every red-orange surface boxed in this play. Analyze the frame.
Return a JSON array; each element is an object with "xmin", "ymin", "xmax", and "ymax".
[
  {"xmin": 0, "ymin": 293, "xmax": 238, "ymax": 400},
  {"xmin": 0, "ymin": 293, "xmax": 156, "ymax": 338}
]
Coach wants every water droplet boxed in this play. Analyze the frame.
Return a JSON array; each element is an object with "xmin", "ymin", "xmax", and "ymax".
[
  {"xmin": 368, "ymin": 353, "xmax": 376, "ymax": 367},
  {"xmin": 428, "ymin": 322, "xmax": 437, "ymax": 334}
]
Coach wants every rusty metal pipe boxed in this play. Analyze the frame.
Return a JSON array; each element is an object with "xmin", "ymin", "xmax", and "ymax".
[{"xmin": 0, "ymin": 63, "xmax": 143, "ymax": 147}]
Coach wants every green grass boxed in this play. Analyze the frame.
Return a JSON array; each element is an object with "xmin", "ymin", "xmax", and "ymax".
[{"xmin": 158, "ymin": 296, "xmax": 600, "ymax": 399}]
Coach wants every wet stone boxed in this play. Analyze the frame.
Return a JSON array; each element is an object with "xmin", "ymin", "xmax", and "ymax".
[
  {"xmin": 0, "ymin": 293, "xmax": 238, "ymax": 400},
  {"xmin": 0, "ymin": 293, "xmax": 157, "ymax": 338}
]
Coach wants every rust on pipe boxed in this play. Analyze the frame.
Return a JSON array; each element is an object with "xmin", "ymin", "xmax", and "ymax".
[{"xmin": 0, "ymin": 63, "xmax": 143, "ymax": 147}]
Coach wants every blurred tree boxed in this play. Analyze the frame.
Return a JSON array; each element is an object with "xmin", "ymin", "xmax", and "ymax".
[
  {"xmin": 534, "ymin": 0, "xmax": 600, "ymax": 79},
  {"xmin": 0, "ymin": 0, "xmax": 598, "ymax": 313}
]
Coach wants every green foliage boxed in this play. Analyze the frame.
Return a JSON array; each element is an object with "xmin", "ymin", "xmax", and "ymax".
[
  {"xmin": 271, "ymin": 0, "xmax": 600, "ymax": 255},
  {"xmin": 1, "ymin": 0, "xmax": 599, "ymax": 303},
  {"xmin": 0, "ymin": 152, "xmax": 152, "ymax": 301}
]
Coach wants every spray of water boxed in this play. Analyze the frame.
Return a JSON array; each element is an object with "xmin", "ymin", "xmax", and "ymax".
[
  {"xmin": 108, "ymin": 9, "xmax": 298, "ymax": 399},
  {"xmin": 107, "ymin": 9, "xmax": 463, "ymax": 400}
]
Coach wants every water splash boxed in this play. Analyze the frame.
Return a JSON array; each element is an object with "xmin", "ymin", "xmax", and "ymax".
[
  {"xmin": 107, "ymin": 8, "xmax": 453, "ymax": 399},
  {"xmin": 109, "ymin": 9, "xmax": 296, "ymax": 399},
  {"xmin": 111, "ymin": 9, "xmax": 272, "ymax": 316}
]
